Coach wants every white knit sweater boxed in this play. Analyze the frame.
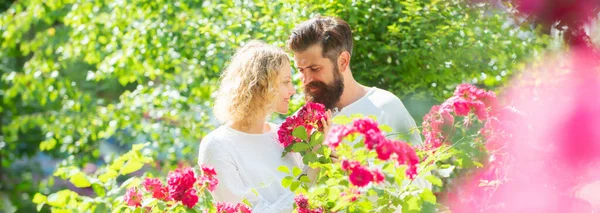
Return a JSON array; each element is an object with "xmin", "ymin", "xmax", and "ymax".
[{"xmin": 197, "ymin": 123, "xmax": 303, "ymax": 213}]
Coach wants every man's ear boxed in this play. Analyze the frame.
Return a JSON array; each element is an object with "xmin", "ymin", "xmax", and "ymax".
[{"xmin": 337, "ymin": 51, "xmax": 351, "ymax": 72}]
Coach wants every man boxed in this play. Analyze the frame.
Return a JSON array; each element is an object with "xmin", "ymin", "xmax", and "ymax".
[
  {"xmin": 286, "ymin": 15, "xmax": 423, "ymax": 145},
  {"xmin": 286, "ymin": 17, "xmax": 432, "ymax": 209}
]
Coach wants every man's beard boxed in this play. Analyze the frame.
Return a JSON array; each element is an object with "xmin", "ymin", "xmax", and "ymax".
[{"xmin": 304, "ymin": 66, "xmax": 344, "ymax": 110}]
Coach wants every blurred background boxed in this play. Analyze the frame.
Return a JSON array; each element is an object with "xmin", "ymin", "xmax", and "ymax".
[{"xmin": 0, "ymin": 0, "xmax": 597, "ymax": 212}]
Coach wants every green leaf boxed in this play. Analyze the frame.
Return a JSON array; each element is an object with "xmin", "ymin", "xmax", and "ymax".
[
  {"xmin": 299, "ymin": 175, "xmax": 311, "ymax": 183},
  {"xmin": 121, "ymin": 160, "xmax": 144, "ymax": 175},
  {"xmin": 53, "ymin": 166, "xmax": 78, "ymax": 179},
  {"xmin": 309, "ymin": 132, "xmax": 323, "ymax": 146},
  {"xmin": 421, "ymin": 201, "xmax": 438, "ymax": 213},
  {"xmin": 420, "ymin": 188, "xmax": 437, "ymax": 204},
  {"xmin": 318, "ymin": 144, "xmax": 331, "ymax": 158},
  {"xmin": 111, "ymin": 204, "xmax": 126, "ymax": 213},
  {"xmin": 277, "ymin": 166, "xmax": 290, "ymax": 174},
  {"xmin": 292, "ymin": 126, "xmax": 308, "ymax": 141},
  {"xmin": 302, "ymin": 153, "xmax": 317, "ymax": 164},
  {"xmin": 456, "ymin": 155, "xmax": 473, "ymax": 168},
  {"xmin": 281, "ymin": 176, "xmax": 293, "ymax": 188},
  {"xmin": 110, "ymin": 158, "xmax": 126, "ymax": 171},
  {"xmin": 290, "ymin": 181, "xmax": 300, "ymax": 191},
  {"xmin": 353, "ymin": 138, "xmax": 365, "ymax": 149},
  {"xmin": 185, "ymin": 207, "xmax": 196, "ymax": 213},
  {"xmin": 312, "ymin": 187, "xmax": 326, "ymax": 196},
  {"xmin": 292, "ymin": 166, "xmax": 303, "ymax": 177},
  {"xmin": 436, "ymin": 152, "xmax": 454, "ymax": 161},
  {"xmin": 403, "ymin": 196, "xmax": 421, "ymax": 212},
  {"xmin": 37, "ymin": 203, "xmax": 44, "ymax": 212},
  {"xmin": 32, "ymin": 193, "xmax": 47, "ymax": 204},
  {"xmin": 99, "ymin": 169, "xmax": 118, "ymax": 183},
  {"xmin": 242, "ymin": 198, "xmax": 252, "ymax": 207},
  {"xmin": 92, "ymin": 183, "xmax": 106, "ymax": 197},
  {"xmin": 47, "ymin": 190, "xmax": 73, "ymax": 208},
  {"xmin": 358, "ymin": 200, "xmax": 373, "ymax": 211},
  {"xmin": 295, "ymin": 187, "xmax": 308, "ymax": 195},
  {"xmin": 291, "ymin": 142, "xmax": 310, "ymax": 152},
  {"xmin": 156, "ymin": 202, "xmax": 167, "ymax": 212},
  {"xmin": 120, "ymin": 177, "xmax": 141, "ymax": 189},
  {"xmin": 332, "ymin": 115, "xmax": 353, "ymax": 125},
  {"xmin": 379, "ymin": 124, "xmax": 393, "ymax": 133},
  {"xmin": 425, "ymin": 175, "xmax": 443, "ymax": 187},
  {"xmin": 70, "ymin": 172, "xmax": 92, "ymax": 188},
  {"xmin": 326, "ymin": 178, "xmax": 339, "ymax": 186},
  {"xmin": 328, "ymin": 187, "xmax": 341, "ymax": 201},
  {"xmin": 32, "ymin": 193, "xmax": 47, "ymax": 211},
  {"xmin": 39, "ymin": 138, "xmax": 57, "ymax": 151},
  {"xmin": 132, "ymin": 142, "xmax": 149, "ymax": 151},
  {"xmin": 332, "ymin": 199, "xmax": 350, "ymax": 211},
  {"xmin": 94, "ymin": 203, "xmax": 107, "ymax": 213}
]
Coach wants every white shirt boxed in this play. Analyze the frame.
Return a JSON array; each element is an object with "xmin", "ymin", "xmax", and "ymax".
[
  {"xmin": 334, "ymin": 87, "xmax": 423, "ymax": 145},
  {"xmin": 197, "ymin": 123, "xmax": 303, "ymax": 213}
]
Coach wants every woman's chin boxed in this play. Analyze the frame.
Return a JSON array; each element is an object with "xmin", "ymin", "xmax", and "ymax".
[{"xmin": 275, "ymin": 109, "xmax": 288, "ymax": 115}]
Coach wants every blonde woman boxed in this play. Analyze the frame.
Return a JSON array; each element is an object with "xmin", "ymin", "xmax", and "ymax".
[{"xmin": 198, "ymin": 41, "xmax": 320, "ymax": 212}]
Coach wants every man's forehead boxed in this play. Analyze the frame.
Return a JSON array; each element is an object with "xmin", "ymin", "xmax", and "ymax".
[
  {"xmin": 293, "ymin": 45, "xmax": 326, "ymax": 66},
  {"xmin": 295, "ymin": 59, "xmax": 322, "ymax": 68},
  {"xmin": 294, "ymin": 54, "xmax": 328, "ymax": 68}
]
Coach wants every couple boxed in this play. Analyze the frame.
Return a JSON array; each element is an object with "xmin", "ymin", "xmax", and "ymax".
[{"xmin": 197, "ymin": 16, "xmax": 422, "ymax": 212}]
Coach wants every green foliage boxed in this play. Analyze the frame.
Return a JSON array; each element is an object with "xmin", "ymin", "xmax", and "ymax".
[
  {"xmin": 0, "ymin": 0, "xmax": 547, "ymax": 211},
  {"xmin": 32, "ymin": 143, "xmax": 152, "ymax": 212},
  {"xmin": 300, "ymin": 0, "xmax": 548, "ymax": 100}
]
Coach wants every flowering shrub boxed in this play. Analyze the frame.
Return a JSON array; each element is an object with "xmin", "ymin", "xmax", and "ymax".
[
  {"xmin": 283, "ymin": 115, "xmax": 437, "ymax": 213},
  {"xmin": 278, "ymin": 84, "xmax": 505, "ymax": 212},
  {"xmin": 445, "ymin": 51, "xmax": 600, "ymax": 212},
  {"xmin": 326, "ymin": 118, "xmax": 420, "ymax": 179},
  {"xmin": 119, "ymin": 165, "xmax": 257, "ymax": 212},
  {"xmin": 32, "ymin": 143, "xmax": 156, "ymax": 213},
  {"xmin": 278, "ymin": 102, "xmax": 332, "ymax": 164},
  {"xmin": 31, "ymin": 143, "xmax": 250, "ymax": 213},
  {"xmin": 120, "ymin": 165, "xmax": 223, "ymax": 211},
  {"xmin": 422, "ymin": 84, "xmax": 499, "ymax": 150}
]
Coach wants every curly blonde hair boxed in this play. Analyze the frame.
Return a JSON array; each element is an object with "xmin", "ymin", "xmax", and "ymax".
[{"xmin": 213, "ymin": 40, "xmax": 289, "ymax": 130}]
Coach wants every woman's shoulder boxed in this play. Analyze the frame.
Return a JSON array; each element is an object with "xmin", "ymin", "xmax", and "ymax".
[
  {"xmin": 198, "ymin": 126, "xmax": 236, "ymax": 162},
  {"xmin": 199, "ymin": 126, "xmax": 233, "ymax": 150}
]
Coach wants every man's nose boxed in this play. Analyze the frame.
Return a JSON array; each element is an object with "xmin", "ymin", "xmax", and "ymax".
[{"xmin": 301, "ymin": 75, "xmax": 312, "ymax": 85}]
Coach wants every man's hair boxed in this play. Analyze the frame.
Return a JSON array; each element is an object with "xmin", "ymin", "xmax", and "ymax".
[
  {"xmin": 287, "ymin": 16, "xmax": 353, "ymax": 63},
  {"xmin": 213, "ymin": 40, "xmax": 289, "ymax": 130}
]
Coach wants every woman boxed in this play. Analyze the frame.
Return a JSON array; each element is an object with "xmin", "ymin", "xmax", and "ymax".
[{"xmin": 197, "ymin": 40, "xmax": 326, "ymax": 212}]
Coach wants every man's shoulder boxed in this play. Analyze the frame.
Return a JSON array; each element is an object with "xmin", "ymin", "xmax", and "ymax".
[{"xmin": 366, "ymin": 87, "xmax": 405, "ymax": 108}]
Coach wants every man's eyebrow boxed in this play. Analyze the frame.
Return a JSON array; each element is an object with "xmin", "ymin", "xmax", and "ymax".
[{"xmin": 298, "ymin": 64, "xmax": 321, "ymax": 69}]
